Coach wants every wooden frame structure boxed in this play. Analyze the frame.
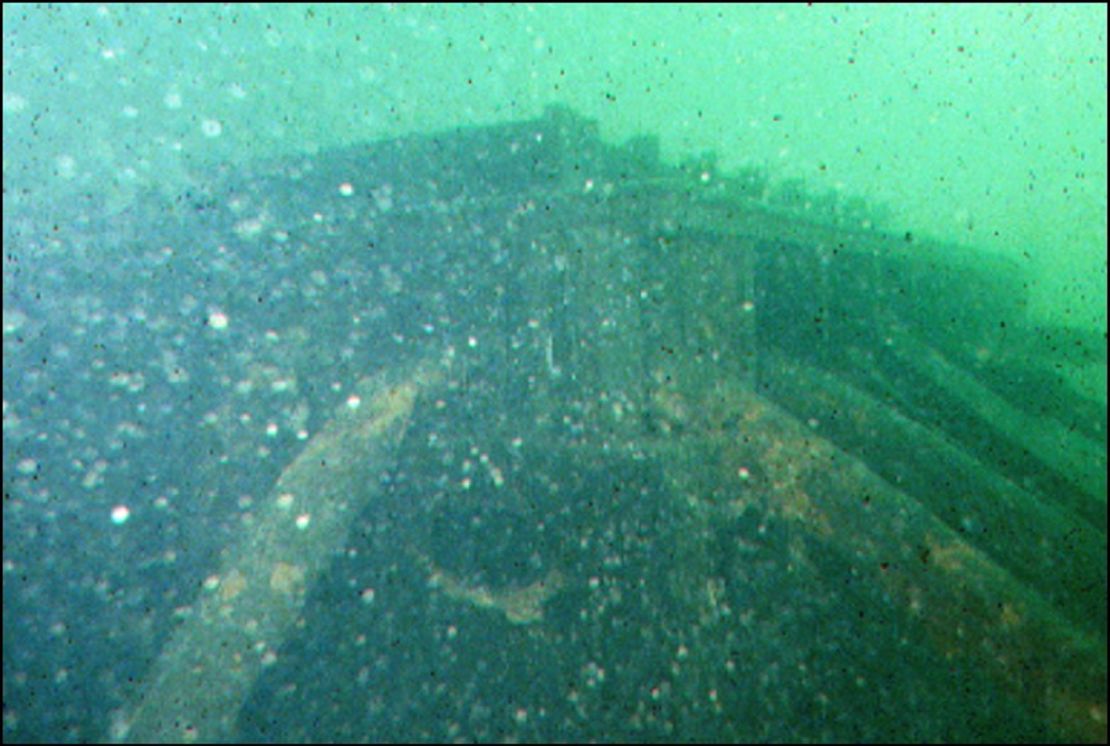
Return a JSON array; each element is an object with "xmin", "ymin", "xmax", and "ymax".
[{"xmin": 87, "ymin": 106, "xmax": 1107, "ymax": 742}]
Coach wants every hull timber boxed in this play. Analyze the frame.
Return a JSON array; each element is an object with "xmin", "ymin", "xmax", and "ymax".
[{"xmin": 6, "ymin": 106, "xmax": 1104, "ymax": 743}]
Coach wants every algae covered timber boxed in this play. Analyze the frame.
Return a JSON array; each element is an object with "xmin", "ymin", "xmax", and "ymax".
[{"xmin": 116, "ymin": 358, "xmax": 445, "ymax": 743}]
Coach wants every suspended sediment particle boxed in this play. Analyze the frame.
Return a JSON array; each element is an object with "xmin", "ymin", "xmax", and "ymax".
[
  {"xmin": 269, "ymin": 562, "xmax": 306, "ymax": 596},
  {"xmin": 220, "ymin": 569, "xmax": 248, "ymax": 602}
]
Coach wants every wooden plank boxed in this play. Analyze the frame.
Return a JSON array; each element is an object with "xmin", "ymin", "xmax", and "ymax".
[
  {"xmin": 117, "ymin": 356, "xmax": 444, "ymax": 743},
  {"xmin": 647, "ymin": 374, "xmax": 1106, "ymax": 743},
  {"xmin": 757, "ymin": 349, "xmax": 1106, "ymax": 635},
  {"xmin": 716, "ymin": 385, "xmax": 1107, "ymax": 744},
  {"xmin": 889, "ymin": 328, "xmax": 1107, "ymax": 505}
]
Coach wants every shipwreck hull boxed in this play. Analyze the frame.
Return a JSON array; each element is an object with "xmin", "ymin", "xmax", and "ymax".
[{"xmin": 3, "ymin": 106, "xmax": 1105, "ymax": 742}]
